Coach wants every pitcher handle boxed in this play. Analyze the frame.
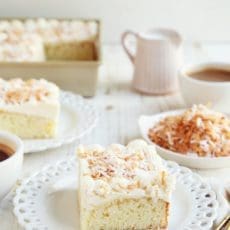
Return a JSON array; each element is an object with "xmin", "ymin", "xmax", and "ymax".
[{"xmin": 121, "ymin": 30, "xmax": 137, "ymax": 64}]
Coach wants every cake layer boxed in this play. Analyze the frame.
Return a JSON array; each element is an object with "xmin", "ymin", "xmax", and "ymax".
[
  {"xmin": 0, "ymin": 111, "xmax": 57, "ymax": 138},
  {"xmin": 78, "ymin": 140, "xmax": 174, "ymax": 230},
  {"xmin": 81, "ymin": 198, "xmax": 168, "ymax": 230}
]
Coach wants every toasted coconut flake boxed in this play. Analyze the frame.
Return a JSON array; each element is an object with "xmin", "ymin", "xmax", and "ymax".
[
  {"xmin": 148, "ymin": 105, "xmax": 230, "ymax": 157},
  {"xmin": 0, "ymin": 78, "xmax": 58, "ymax": 104}
]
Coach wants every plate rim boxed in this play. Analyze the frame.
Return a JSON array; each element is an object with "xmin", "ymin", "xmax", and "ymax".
[
  {"xmin": 23, "ymin": 90, "xmax": 98, "ymax": 153},
  {"xmin": 13, "ymin": 157, "xmax": 218, "ymax": 230},
  {"xmin": 138, "ymin": 109, "xmax": 230, "ymax": 168}
]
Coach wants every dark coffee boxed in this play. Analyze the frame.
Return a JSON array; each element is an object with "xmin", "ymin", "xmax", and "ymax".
[
  {"xmin": 0, "ymin": 144, "xmax": 14, "ymax": 162},
  {"xmin": 189, "ymin": 69, "xmax": 230, "ymax": 82}
]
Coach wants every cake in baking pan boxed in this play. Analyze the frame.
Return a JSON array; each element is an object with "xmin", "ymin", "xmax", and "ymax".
[
  {"xmin": 0, "ymin": 78, "xmax": 60, "ymax": 138},
  {"xmin": 77, "ymin": 140, "xmax": 175, "ymax": 230},
  {"xmin": 0, "ymin": 18, "xmax": 98, "ymax": 62}
]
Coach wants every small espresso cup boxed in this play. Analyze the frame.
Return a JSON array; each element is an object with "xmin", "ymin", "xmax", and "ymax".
[{"xmin": 0, "ymin": 131, "xmax": 23, "ymax": 201}]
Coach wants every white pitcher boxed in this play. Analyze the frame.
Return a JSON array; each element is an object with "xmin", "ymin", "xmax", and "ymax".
[{"xmin": 121, "ymin": 28, "xmax": 182, "ymax": 95}]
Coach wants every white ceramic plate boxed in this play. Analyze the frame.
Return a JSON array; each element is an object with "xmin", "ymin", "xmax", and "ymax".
[
  {"xmin": 23, "ymin": 91, "xmax": 98, "ymax": 153},
  {"xmin": 13, "ymin": 158, "xmax": 218, "ymax": 230},
  {"xmin": 138, "ymin": 110, "xmax": 230, "ymax": 169}
]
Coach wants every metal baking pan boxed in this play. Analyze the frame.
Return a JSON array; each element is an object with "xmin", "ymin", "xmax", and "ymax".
[{"xmin": 0, "ymin": 18, "xmax": 102, "ymax": 97}]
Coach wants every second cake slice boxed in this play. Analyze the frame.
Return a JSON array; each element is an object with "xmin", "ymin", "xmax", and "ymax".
[
  {"xmin": 0, "ymin": 78, "xmax": 60, "ymax": 138},
  {"xmin": 78, "ymin": 140, "xmax": 175, "ymax": 230}
]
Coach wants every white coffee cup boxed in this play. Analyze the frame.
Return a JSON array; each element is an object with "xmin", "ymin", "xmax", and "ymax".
[
  {"xmin": 179, "ymin": 62, "xmax": 230, "ymax": 114},
  {"xmin": 0, "ymin": 131, "xmax": 23, "ymax": 201}
]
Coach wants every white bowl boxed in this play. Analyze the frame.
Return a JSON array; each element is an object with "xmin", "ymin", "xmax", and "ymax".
[
  {"xmin": 138, "ymin": 110, "xmax": 230, "ymax": 169},
  {"xmin": 0, "ymin": 131, "xmax": 23, "ymax": 201},
  {"xmin": 179, "ymin": 62, "xmax": 230, "ymax": 114}
]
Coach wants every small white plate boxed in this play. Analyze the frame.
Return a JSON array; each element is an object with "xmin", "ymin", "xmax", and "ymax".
[
  {"xmin": 23, "ymin": 91, "xmax": 98, "ymax": 153},
  {"xmin": 138, "ymin": 110, "xmax": 230, "ymax": 169},
  {"xmin": 13, "ymin": 158, "xmax": 218, "ymax": 230}
]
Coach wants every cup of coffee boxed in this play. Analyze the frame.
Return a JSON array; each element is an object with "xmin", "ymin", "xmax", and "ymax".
[
  {"xmin": 179, "ymin": 62, "xmax": 230, "ymax": 114},
  {"xmin": 0, "ymin": 131, "xmax": 23, "ymax": 201}
]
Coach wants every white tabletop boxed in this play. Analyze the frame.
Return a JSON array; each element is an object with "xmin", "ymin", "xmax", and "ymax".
[{"xmin": 0, "ymin": 43, "xmax": 230, "ymax": 229}]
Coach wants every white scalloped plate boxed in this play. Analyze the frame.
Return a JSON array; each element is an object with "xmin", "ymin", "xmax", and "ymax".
[
  {"xmin": 23, "ymin": 91, "xmax": 98, "ymax": 153},
  {"xmin": 13, "ymin": 158, "xmax": 218, "ymax": 230},
  {"xmin": 138, "ymin": 110, "xmax": 230, "ymax": 169}
]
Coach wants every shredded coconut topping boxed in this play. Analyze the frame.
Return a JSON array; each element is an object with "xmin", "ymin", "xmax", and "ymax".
[
  {"xmin": 78, "ymin": 140, "xmax": 174, "ymax": 203},
  {"xmin": 0, "ymin": 78, "xmax": 59, "ymax": 104},
  {"xmin": 148, "ymin": 104, "xmax": 230, "ymax": 157}
]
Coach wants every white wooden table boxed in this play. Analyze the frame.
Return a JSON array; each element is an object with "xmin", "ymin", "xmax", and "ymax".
[{"xmin": 0, "ymin": 44, "xmax": 230, "ymax": 229}]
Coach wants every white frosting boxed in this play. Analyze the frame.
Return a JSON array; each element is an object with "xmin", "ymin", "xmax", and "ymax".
[
  {"xmin": 78, "ymin": 140, "xmax": 175, "ymax": 210},
  {"xmin": 0, "ymin": 33, "xmax": 45, "ymax": 62},
  {"xmin": 0, "ymin": 102, "xmax": 59, "ymax": 120},
  {"xmin": 0, "ymin": 78, "xmax": 60, "ymax": 119}
]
